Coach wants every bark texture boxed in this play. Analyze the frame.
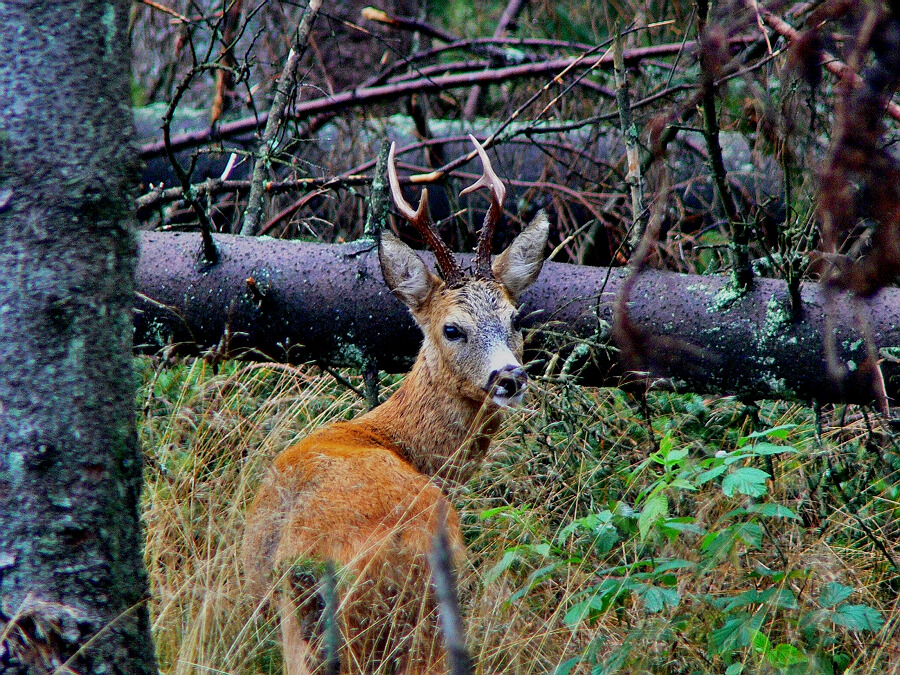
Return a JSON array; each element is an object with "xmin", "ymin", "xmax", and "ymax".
[
  {"xmin": 134, "ymin": 232, "xmax": 900, "ymax": 407},
  {"xmin": 0, "ymin": 3, "xmax": 157, "ymax": 673}
]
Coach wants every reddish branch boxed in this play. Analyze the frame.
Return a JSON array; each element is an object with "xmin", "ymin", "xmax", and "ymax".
[
  {"xmin": 463, "ymin": 0, "xmax": 530, "ymax": 118},
  {"xmin": 135, "ymin": 175, "xmax": 370, "ymax": 214},
  {"xmin": 139, "ymin": 41, "xmax": 735, "ymax": 160},
  {"xmin": 240, "ymin": 0, "xmax": 322, "ymax": 236},
  {"xmin": 754, "ymin": 3, "xmax": 900, "ymax": 121},
  {"xmin": 361, "ymin": 7, "xmax": 466, "ymax": 48},
  {"xmin": 210, "ymin": 0, "xmax": 243, "ymax": 124}
]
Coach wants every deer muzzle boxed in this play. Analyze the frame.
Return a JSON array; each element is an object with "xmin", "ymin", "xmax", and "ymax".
[{"xmin": 487, "ymin": 364, "xmax": 528, "ymax": 406}]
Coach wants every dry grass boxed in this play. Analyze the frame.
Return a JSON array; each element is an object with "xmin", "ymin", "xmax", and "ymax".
[{"xmin": 139, "ymin": 357, "xmax": 900, "ymax": 674}]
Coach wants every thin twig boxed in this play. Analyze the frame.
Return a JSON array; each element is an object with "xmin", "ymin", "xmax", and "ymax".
[
  {"xmin": 140, "ymin": 41, "xmax": 731, "ymax": 160},
  {"xmin": 321, "ymin": 561, "xmax": 341, "ymax": 675},
  {"xmin": 210, "ymin": 0, "xmax": 244, "ymax": 124},
  {"xmin": 824, "ymin": 455, "xmax": 898, "ymax": 570},
  {"xmin": 240, "ymin": 0, "xmax": 322, "ymax": 236},
  {"xmin": 259, "ymin": 188, "xmax": 328, "ymax": 236},
  {"xmin": 364, "ymin": 141, "xmax": 391, "ymax": 240},
  {"xmin": 463, "ymin": 0, "xmax": 530, "ymax": 119},
  {"xmin": 360, "ymin": 143, "xmax": 391, "ymax": 411},
  {"xmin": 161, "ymin": 65, "xmax": 220, "ymax": 264},
  {"xmin": 136, "ymin": 175, "xmax": 370, "ymax": 213},
  {"xmin": 697, "ymin": 0, "xmax": 752, "ymax": 288},
  {"xmin": 136, "ymin": 0, "xmax": 190, "ymax": 23},
  {"xmin": 755, "ymin": 3, "xmax": 900, "ymax": 121},
  {"xmin": 613, "ymin": 26, "xmax": 645, "ymax": 250},
  {"xmin": 429, "ymin": 502, "xmax": 473, "ymax": 675},
  {"xmin": 362, "ymin": 7, "xmax": 465, "ymax": 47}
]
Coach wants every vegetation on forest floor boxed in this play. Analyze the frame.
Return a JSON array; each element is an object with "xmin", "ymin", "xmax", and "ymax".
[
  {"xmin": 132, "ymin": 0, "xmax": 900, "ymax": 671},
  {"xmin": 138, "ymin": 356, "xmax": 899, "ymax": 674}
]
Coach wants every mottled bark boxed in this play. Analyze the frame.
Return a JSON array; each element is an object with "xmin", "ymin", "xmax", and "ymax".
[
  {"xmin": 134, "ymin": 232, "xmax": 900, "ymax": 407},
  {"xmin": 0, "ymin": 3, "xmax": 157, "ymax": 674}
]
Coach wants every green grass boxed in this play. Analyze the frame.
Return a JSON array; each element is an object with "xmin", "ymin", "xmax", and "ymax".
[{"xmin": 138, "ymin": 356, "xmax": 900, "ymax": 674}]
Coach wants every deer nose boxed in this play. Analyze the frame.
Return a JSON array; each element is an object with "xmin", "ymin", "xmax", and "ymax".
[{"xmin": 487, "ymin": 365, "xmax": 528, "ymax": 399}]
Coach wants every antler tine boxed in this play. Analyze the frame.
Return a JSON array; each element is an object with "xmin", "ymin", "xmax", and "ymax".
[
  {"xmin": 460, "ymin": 135, "xmax": 506, "ymax": 279},
  {"xmin": 387, "ymin": 142, "xmax": 463, "ymax": 284}
]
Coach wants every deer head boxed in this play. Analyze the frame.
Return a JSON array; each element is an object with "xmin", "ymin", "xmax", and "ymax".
[{"xmin": 380, "ymin": 136, "xmax": 549, "ymax": 406}]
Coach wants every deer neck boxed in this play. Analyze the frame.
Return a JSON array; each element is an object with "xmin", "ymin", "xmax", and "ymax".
[{"xmin": 359, "ymin": 353, "xmax": 503, "ymax": 485}]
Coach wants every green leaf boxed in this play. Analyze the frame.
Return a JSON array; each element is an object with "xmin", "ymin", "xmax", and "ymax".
[
  {"xmin": 743, "ymin": 503, "xmax": 800, "ymax": 520},
  {"xmin": 833, "ymin": 652, "xmax": 852, "ymax": 668},
  {"xmin": 739, "ymin": 424, "xmax": 797, "ymax": 445},
  {"xmin": 479, "ymin": 506, "xmax": 515, "ymax": 520},
  {"xmin": 530, "ymin": 543, "xmax": 552, "ymax": 557},
  {"xmin": 592, "ymin": 525, "xmax": 620, "ymax": 555},
  {"xmin": 483, "ymin": 549, "xmax": 520, "ymax": 585},
  {"xmin": 710, "ymin": 613, "xmax": 763, "ymax": 654},
  {"xmin": 658, "ymin": 432, "xmax": 675, "ymax": 456},
  {"xmin": 722, "ymin": 589, "xmax": 767, "ymax": 611},
  {"xmin": 637, "ymin": 584, "xmax": 680, "ymax": 613},
  {"xmin": 551, "ymin": 656, "xmax": 580, "ymax": 675},
  {"xmin": 556, "ymin": 511, "xmax": 614, "ymax": 545},
  {"xmin": 667, "ymin": 477, "xmax": 698, "ymax": 491},
  {"xmin": 725, "ymin": 664, "xmax": 744, "ymax": 675},
  {"xmin": 770, "ymin": 587, "xmax": 799, "ymax": 609},
  {"xmin": 819, "ymin": 582, "xmax": 854, "ymax": 608},
  {"xmin": 564, "ymin": 580, "xmax": 628, "ymax": 627},
  {"xmin": 510, "ymin": 563, "xmax": 559, "ymax": 602},
  {"xmin": 767, "ymin": 644, "xmax": 808, "ymax": 668},
  {"xmin": 664, "ymin": 447, "xmax": 689, "ymax": 465},
  {"xmin": 750, "ymin": 629, "xmax": 771, "ymax": 654},
  {"xmin": 659, "ymin": 518, "xmax": 705, "ymax": 536},
  {"xmin": 733, "ymin": 522, "xmax": 763, "ymax": 548},
  {"xmin": 722, "ymin": 467, "xmax": 771, "ymax": 497},
  {"xmin": 697, "ymin": 464, "xmax": 728, "ymax": 485},
  {"xmin": 564, "ymin": 599, "xmax": 592, "ymax": 628},
  {"xmin": 700, "ymin": 522, "xmax": 764, "ymax": 564},
  {"xmin": 638, "ymin": 493, "xmax": 668, "ymax": 540},
  {"xmin": 746, "ymin": 441, "xmax": 799, "ymax": 456},
  {"xmin": 830, "ymin": 604, "xmax": 884, "ymax": 632},
  {"xmin": 653, "ymin": 559, "xmax": 696, "ymax": 574}
]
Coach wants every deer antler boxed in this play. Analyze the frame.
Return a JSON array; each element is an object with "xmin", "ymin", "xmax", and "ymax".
[
  {"xmin": 387, "ymin": 142, "xmax": 463, "ymax": 284},
  {"xmin": 460, "ymin": 135, "xmax": 506, "ymax": 279}
]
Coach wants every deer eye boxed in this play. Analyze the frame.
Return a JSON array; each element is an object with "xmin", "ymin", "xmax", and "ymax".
[{"xmin": 443, "ymin": 324, "xmax": 466, "ymax": 342}]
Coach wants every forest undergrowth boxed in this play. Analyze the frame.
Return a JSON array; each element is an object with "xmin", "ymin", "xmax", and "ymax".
[
  {"xmin": 129, "ymin": 0, "xmax": 900, "ymax": 670},
  {"xmin": 138, "ymin": 355, "xmax": 900, "ymax": 675}
]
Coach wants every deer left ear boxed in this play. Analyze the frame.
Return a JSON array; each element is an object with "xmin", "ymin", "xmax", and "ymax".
[{"xmin": 492, "ymin": 210, "xmax": 550, "ymax": 300}]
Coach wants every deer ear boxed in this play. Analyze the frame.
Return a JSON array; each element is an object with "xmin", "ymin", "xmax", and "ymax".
[
  {"xmin": 492, "ymin": 210, "xmax": 550, "ymax": 300},
  {"xmin": 379, "ymin": 231, "xmax": 440, "ymax": 311}
]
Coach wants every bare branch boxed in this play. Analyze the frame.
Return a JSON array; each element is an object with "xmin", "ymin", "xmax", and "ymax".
[
  {"xmin": 754, "ymin": 3, "xmax": 900, "ymax": 121},
  {"xmin": 240, "ymin": 0, "xmax": 322, "ymax": 236},
  {"xmin": 140, "ymin": 41, "xmax": 745, "ymax": 160},
  {"xmin": 429, "ymin": 502, "xmax": 473, "ymax": 675},
  {"xmin": 612, "ymin": 26, "xmax": 645, "ymax": 250},
  {"xmin": 463, "ymin": 0, "xmax": 530, "ymax": 119},
  {"xmin": 134, "ymin": 231, "xmax": 900, "ymax": 407},
  {"xmin": 696, "ymin": 4, "xmax": 752, "ymax": 289}
]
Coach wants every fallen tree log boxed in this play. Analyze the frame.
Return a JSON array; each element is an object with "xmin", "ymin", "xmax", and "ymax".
[{"xmin": 135, "ymin": 231, "xmax": 900, "ymax": 406}]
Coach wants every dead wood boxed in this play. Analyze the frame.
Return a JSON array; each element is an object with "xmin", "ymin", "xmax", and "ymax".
[{"xmin": 134, "ymin": 231, "xmax": 900, "ymax": 407}]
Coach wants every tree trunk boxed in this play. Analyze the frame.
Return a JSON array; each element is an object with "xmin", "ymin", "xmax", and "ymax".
[
  {"xmin": 134, "ymin": 231, "xmax": 900, "ymax": 407},
  {"xmin": 0, "ymin": 3, "xmax": 157, "ymax": 674}
]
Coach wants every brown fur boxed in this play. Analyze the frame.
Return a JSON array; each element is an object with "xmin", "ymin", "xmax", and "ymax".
[{"xmin": 242, "ymin": 214, "xmax": 549, "ymax": 675}]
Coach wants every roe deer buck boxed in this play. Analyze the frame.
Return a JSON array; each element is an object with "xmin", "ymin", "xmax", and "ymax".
[{"xmin": 242, "ymin": 136, "xmax": 549, "ymax": 675}]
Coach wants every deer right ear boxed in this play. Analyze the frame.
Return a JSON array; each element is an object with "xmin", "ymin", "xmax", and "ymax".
[
  {"xmin": 492, "ymin": 210, "xmax": 550, "ymax": 300},
  {"xmin": 379, "ymin": 231, "xmax": 440, "ymax": 311}
]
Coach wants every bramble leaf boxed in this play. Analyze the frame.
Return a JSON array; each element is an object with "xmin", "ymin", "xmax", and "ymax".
[{"xmin": 722, "ymin": 467, "xmax": 770, "ymax": 497}]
